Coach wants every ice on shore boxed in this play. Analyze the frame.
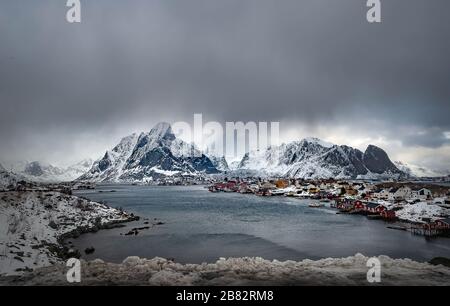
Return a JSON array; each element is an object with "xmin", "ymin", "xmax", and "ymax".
[{"xmin": 2, "ymin": 254, "xmax": 449, "ymax": 286}]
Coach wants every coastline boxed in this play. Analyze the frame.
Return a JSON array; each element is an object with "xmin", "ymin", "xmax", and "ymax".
[
  {"xmin": 2, "ymin": 185, "xmax": 450, "ymax": 285},
  {"xmin": 0, "ymin": 190, "xmax": 138, "ymax": 276}
]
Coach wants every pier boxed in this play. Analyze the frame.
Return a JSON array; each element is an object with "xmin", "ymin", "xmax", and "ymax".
[{"xmin": 411, "ymin": 223, "xmax": 448, "ymax": 237}]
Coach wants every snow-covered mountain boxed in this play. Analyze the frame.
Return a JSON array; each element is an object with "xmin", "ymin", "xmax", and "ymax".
[
  {"xmin": 209, "ymin": 156, "xmax": 229, "ymax": 172},
  {"xmin": 394, "ymin": 161, "xmax": 449, "ymax": 178},
  {"xmin": 233, "ymin": 138, "xmax": 407, "ymax": 179},
  {"xmin": 78, "ymin": 122, "xmax": 219, "ymax": 182},
  {"xmin": 23, "ymin": 162, "xmax": 65, "ymax": 178},
  {"xmin": 66, "ymin": 159, "xmax": 94, "ymax": 178},
  {"xmin": 8, "ymin": 159, "xmax": 93, "ymax": 183}
]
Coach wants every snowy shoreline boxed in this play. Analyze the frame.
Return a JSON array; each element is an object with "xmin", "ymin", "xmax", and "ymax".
[
  {"xmin": 0, "ymin": 190, "xmax": 138, "ymax": 276},
  {"xmin": 1, "ymin": 254, "xmax": 449, "ymax": 286},
  {"xmin": 1, "ymin": 188, "xmax": 450, "ymax": 285}
]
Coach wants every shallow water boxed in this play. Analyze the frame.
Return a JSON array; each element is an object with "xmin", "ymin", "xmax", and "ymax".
[{"xmin": 72, "ymin": 185, "xmax": 450, "ymax": 264}]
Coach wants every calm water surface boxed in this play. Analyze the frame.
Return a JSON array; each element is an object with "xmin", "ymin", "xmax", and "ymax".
[{"xmin": 72, "ymin": 185, "xmax": 450, "ymax": 263}]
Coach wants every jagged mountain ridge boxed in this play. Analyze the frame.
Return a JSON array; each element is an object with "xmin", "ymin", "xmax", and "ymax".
[
  {"xmin": 79, "ymin": 125, "xmax": 408, "ymax": 181},
  {"xmin": 78, "ymin": 122, "xmax": 219, "ymax": 182},
  {"xmin": 234, "ymin": 138, "xmax": 407, "ymax": 179}
]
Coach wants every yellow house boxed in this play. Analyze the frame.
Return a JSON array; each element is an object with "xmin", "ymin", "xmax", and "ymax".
[
  {"xmin": 345, "ymin": 187, "xmax": 358, "ymax": 196},
  {"xmin": 275, "ymin": 179, "xmax": 289, "ymax": 189},
  {"xmin": 308, "ymin": 187, "xmax": 320, "ymax": 194}
]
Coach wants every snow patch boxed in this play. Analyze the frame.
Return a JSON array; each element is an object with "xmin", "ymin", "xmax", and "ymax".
[
  {"xmin": 0, "ymin": 191, "xmax": 134, "ymax": 276},
  {"xmin": 3, "ymin": 254, "xmax": 449, "ymax": 286}
]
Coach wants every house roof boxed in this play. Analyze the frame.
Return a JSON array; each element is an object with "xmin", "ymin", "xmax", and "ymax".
[
  {"xmin": 411, "ymin": 187, "xmax": 430, "ymax": 191},
  {"xmin": 366, "ymin": 202, "xmax": 381, "ymax": 209}
]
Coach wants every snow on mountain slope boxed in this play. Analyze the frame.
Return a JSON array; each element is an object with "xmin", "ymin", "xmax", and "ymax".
[
  {"xmin": 234, "ymin": 138, "xmax": 407, "ymax": 179},
  {"xmin": 79, "ymin": 122, "xmax": 219, "ymax": 182},
  {"xmin": 23, "ymin": 162, "xmax": 66, "ymax": 181},
  {"xmin": 394, "ymin": 161, "xmax": 448, "ymax": 178},
  {"xmin": 228, "ymin": 160, "xmax": 241, "ymax": 171},
  {"xmin": 75, "ymin": 127, "xmax": 408, "ymax": 181},
  {"xmin": 79, "ymin": 133, "xmax": 139, "ymax": 182},
  {"xmin": 65, "ymin": 159, "xmax": 94, "ymax": 180},
  {"xmin": 6, "ymin": 159, "xmax": 94, "ymax": 183},
  {"xmin": 209, "ymin": 156, "xmax": 229, "ymax": 172},
  {"xmin": 303, "ymin": 137, "xmax": 334, "ymax": 148}
]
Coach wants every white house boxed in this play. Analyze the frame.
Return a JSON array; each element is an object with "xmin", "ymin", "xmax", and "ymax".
[
  {"xmin": 393, "ymin": 186, "xmax": 412, "ymax": 201},
  {"xmin": 373, "ymin": 188, "xmax": 391, "ymax": 200},
  {"xmin": 411, "ymin": 187, "xmax": 432, "ymax": 201}
]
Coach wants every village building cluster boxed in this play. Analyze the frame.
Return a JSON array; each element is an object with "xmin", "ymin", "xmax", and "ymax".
[{"xmin": 208, "ymin": 178, "xmax": 450, "ymax": 237}]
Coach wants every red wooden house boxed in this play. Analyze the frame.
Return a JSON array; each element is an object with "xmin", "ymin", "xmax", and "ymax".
[
  {"xmin": 353, "ymin": 200, "xmax": 365, "ymax": 210},
  {"xmin": 364, "ymin": 202, "xmax": 387, "ymax": 214},
  {"xmin": 380, "ymin": 210, "xmax": 396, "ymax": 220},
  {"xmin": 435, "ymin": 218, "xmax": 450, "ymax": 229},
  {"xmin": 224, "ymin": 181, "xmax": 238, "ymax": 192}
]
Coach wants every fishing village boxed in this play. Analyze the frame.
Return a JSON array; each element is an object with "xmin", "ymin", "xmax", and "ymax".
[{"xmin": 208, "ymin": 178, "xmax": 450, "ymax": 238}]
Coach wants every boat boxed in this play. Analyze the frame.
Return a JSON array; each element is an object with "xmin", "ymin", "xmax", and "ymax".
[
  {"xmin": 208, "ymin": 186, "xmax": 220, "ymax": 192},
  {"xmin": 271, "ymin": 189, "xmax": 287, "ymax": 196},
  {"xmin": 293, "ymin": 192, "xmax": 311, "ymax": 199},
  {"xmin": 309, "ymin": 203, "xmax": 324, "ymax": 208}
]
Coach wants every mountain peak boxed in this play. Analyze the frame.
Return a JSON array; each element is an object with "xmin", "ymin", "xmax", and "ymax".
[
  {"xmin": 363, "ymin": 145, "xmax": 401, "ymax": 174},
  {"xmin": 149, "ymin": 122, "xmax": 174, "ymax": 140},
  {"xmin": 79, "ymin": 122, "xmax": 219, "ymax": 182},
  {"xmin": 302, "ymin": 137, "xmax": 334, "ymax": 148},
  {"xmin": 365, "ymin": 144, "xmax": 382, "ymax": 152},
  {"xmin": 24, "ymin": 161, "xmax": 45, "ymax": 176}
]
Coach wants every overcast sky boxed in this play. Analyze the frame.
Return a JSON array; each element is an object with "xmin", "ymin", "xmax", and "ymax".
[{"xmin": 0, "ymin": 0, "xmax": 449, "ymax": 172}]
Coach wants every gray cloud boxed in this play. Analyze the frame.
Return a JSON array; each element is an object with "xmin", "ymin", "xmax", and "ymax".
[{"xmin": 0, "ymin": 0, "xmax": 449, "ymax": 168}]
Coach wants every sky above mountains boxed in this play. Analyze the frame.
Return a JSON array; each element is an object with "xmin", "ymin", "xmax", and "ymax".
[{"xmin": 0, "ymin": 0, "xmax": 449, "ymax": 172}]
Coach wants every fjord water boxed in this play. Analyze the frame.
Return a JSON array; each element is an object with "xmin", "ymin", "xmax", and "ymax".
[{"xmin": 73, "ymin": 185, "xmax": 450, "ymax": 263}]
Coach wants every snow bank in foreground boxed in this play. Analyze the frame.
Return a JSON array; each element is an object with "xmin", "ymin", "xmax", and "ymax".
[
  {"xmin": 3, "ymin": 254, "xmax": 449, "ymax": 286},
  {"xmin": 0, "ymin": 191, "xmax": 134, "ymax": 276}
]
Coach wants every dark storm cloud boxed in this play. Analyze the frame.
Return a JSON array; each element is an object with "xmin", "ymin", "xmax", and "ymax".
[{"xmin": 0, "ymin": 0, "xmax": 449, "ymax": 165}]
